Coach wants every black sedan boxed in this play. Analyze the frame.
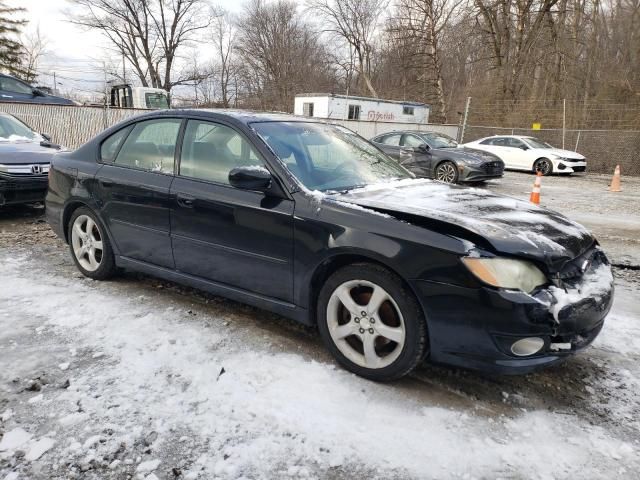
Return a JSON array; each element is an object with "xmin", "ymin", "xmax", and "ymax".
[
  {"xmin": 0, "ymin": 113, "xmax": 61, "ymax": 206},
  {"xmin": 46, "ymin": 110, "xmax": 613, "ymax": 381},
  {"xmin": 371, "ymin": 130, "xmax": 504, "ymax": 184}
]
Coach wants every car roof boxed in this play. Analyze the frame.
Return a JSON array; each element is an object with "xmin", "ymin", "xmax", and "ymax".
[
  {"xmin": 152, "ymin": 108, "xmax": 325, "ymax": 125},
  {"xmin": 373, "ymin": 130, "xmax": 444, "ymax": 137}
]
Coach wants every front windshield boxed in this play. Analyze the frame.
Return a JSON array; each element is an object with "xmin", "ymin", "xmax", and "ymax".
[
  {"xmin": 421, "ymin": 132, "xmax": 458, "ymax": 148},
  {"xmin": 524, "ymin": 137, "xmax": 553, "ymax": 149},
  {"xmin": 252, "ymin": 122, "xmax": 412, "ymax": 192},
  {"xmin": 0, "ymin": 115, "xmax": 40, "ymax": 142},
  {"xmin": 145, "ymin": 92, "xmax": 169, "ymax": 109}
]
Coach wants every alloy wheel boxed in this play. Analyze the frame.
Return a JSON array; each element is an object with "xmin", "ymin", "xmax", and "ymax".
[
  {"xmin": 326, "ymin": 280, "xmax": 406, "ymax": 369},
  {"xmin": 71, "ymin": 215, "xmax": 104, "ymax": 272},
  {"xmin": 535, "ymin": 159, "xmax": 552, "ymax": 175},
  {"xmin": 435, "ymin": 162, "xmax": 457, "ymax": 183}
]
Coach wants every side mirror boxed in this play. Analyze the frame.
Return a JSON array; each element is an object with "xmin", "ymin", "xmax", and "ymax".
[
  {"xmin": 32, "ymin": 89, "xmax": 45, "ymax": 97},
  {"xmin": 520, "ymin": 145, "xmax": 529, "ymax": 150},
  {"xmin": 41, "ymin": 133, "xmax": 52, "ymax": 141},
  {"xmin": 418, "ymin": 143, "xmax": 430, "ymax": 152},
  {"xmin": 229, "ymin": 166, "xmax": 272, "ymax": 192}
]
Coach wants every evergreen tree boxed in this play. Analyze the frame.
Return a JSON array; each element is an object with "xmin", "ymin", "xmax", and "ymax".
[{"xmin": 0, "ymin": 0, "xmax": 26, "ymax": 75}]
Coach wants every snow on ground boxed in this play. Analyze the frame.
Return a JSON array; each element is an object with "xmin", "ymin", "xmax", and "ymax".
[{"xmin": 1, "ymin": 247, "xmax": 639, "ymax": 480}]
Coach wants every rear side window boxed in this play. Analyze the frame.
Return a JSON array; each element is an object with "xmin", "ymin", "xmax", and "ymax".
[
  {"xmin": 100, "ymin": 126, "xmax": 132, "ymax": 162},
  {"xmin": 114, "ymin": 119, "xmax": 182, "ymax": 174},
  {"xmin": 481, "ymin": 137, "xmax": 507, "ymax": 146},
  {"xmin": 378, "ymin": 134, "xmax": 401, "ymax": 146},
  {"xmin": 179, "ymin": 120, "xmax": 263, "ymax": 184},
  {"xmin": 401, "ymin": 134, "xmax": 423, "ymax": 147}
]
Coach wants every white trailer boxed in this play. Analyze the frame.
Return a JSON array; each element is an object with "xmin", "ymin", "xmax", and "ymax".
[{"xmin": 294, "ymin": 93, "xmax": 429, "ymax": 124}]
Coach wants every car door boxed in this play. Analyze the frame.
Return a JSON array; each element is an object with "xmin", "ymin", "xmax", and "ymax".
[
  {"xmin": 477, "ymin": 137, "xmax": 516, "ymax": 167},
  {"xmin": 170, "ymin": 118, "xmax": 295, "ymax": 302},
  {"xmin": 94, "ymin": 117, "xmax": 182, "ymax": 269},
  {"xmin": 0, "ymin": 76, "xmax": 36, "ymax": 103},
  {"xmin": 399, "ymin": 133, "xmax": 432, "ymax": 176},
  {"xmin": 374, "ymin": 133, "xmax": 403, "ymax": 159},
  {"xmin": 504, "ymin": 137, "xmax": 532, "ymax": 169}
]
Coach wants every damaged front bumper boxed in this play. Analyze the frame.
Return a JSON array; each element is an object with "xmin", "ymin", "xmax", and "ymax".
[{"xmin": 411, "ymin": 250, "xmax": 614, "ymax": 374}]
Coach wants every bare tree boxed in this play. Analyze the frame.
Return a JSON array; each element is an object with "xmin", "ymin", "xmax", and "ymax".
[
  {"xmin": 68, "ymin": 0, "xmax": 211, "ymax": 92},
  {"xmin": 236, "ymin": 0, "xmax": 337, "ymax": 111},
  {"xmin": 307, "ymin": 0, "xmax": 387, "ymax": 97},
  {"xmin": 386, "ymin": 0, "xmax": 463, "ymax": 122},
  {"xmin": 19, "ymin": 27, "xmax": 48, "ymax": 83},
  {"xmin": 210, "ymin": 7, "xmax": 238, "ymax": 107}
]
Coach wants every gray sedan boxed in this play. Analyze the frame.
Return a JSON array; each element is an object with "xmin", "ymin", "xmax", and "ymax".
[{"xmin": 371, "ymin": 131, "xmax": 504, "ymax": 184}]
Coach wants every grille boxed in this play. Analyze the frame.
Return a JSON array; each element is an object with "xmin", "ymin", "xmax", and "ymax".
[{"xmin": 483, "ymin": 161, "xmax": 504, "ymax": 175}]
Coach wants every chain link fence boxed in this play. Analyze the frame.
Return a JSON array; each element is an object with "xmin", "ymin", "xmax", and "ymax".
[
  {"xmin": 0, "ymin": 101, "xmax": 460, "ymax": 150},
  {"xmin": 462, "ymin": 126, "xmax": 640, "ymax": 176},
  {"xmin": 0, "ymin": 102, "xmax": 148, "ymax": 149}
]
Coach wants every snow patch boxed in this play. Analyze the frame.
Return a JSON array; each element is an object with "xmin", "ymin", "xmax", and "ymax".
[
  {"xmin": 24, "ymin": 437, "xmax": 55, "ymax": 461},
  {"xmin": 136, "ymin": 459, "xmax": 161, "ymax": 473},
  {"xmin": 0, "ymin": 428, "xmax": 32, "ymax": 451},
  {"xmin": 549, "ymin": 263, "xmax": 614, "ymax": 322}
]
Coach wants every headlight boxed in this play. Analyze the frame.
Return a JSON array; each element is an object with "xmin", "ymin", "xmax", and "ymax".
[
  {"xmin": 462, "ymin": 257, "xmax": 547, "ymax": 293},
  {"xmin": 462, "ymin": 157, "xmax": 482, "ymax": 165}
]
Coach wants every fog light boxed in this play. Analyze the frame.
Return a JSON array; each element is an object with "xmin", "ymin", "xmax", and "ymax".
[
  {"xmin": 511, "ymin": 337, "xmax": 544, "ymax": 356},
  {"xmin": 558, "ymin": 163, "xmax": 566, "ymax": 170}
]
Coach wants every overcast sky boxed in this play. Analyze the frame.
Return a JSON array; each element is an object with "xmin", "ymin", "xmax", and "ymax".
[{"xmin": 8, "ymin": 0, "xmax": 247, "ymax": 98}]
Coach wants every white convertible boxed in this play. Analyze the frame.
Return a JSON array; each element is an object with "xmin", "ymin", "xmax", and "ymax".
[{"xmin": 462, "ymin": 135, "xmax": 587, "ymax": 176}]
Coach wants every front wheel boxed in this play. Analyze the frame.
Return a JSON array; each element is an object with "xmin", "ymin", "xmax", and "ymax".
[
  {"xmin": 317, "ymin": 263, "xmax": 428, "ymax": 381},
  {"xmin": 533, "ymin": 158, "xmax": 553, "ymax": 176},
  {"xmin": 68, "ymin": 207, "xmax": 117, "ymax": 280},
  {"xmin": 434, "ymin": 161, "xmax": 459, "ymax": 184}
]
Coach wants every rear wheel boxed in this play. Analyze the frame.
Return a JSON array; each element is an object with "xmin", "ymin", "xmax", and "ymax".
[
  {"xmin": 68, "ymin": 207, "xmax": 116, "ymax": 280},
  {"xmin": 533, "ymin": 158, "xmax": 553, "ymax": 176},
  {"xmin": 317, "ymin": 263, "xmax": 427, "ymax": 381},
  {"xmin": 435, "ymin": 161, "xmax": 459, "ymax": 184}
]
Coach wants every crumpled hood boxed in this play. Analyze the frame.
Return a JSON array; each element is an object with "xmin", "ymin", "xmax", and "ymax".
[
  {"xmin": 0, "ymin": 141, "xmax": 57, "ymax": 164},
  {"xmin": 335, "ymin": 179, "xmax": 594, "ymax": 268}
]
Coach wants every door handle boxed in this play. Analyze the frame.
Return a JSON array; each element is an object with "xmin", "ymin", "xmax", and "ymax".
[
  {"xmin": 98, "ymin": 179, "xmax": 113, "ymax": 188},
  {"xmin": 177, "ymin": 194, "xmax": 195, "ymax": 208}
]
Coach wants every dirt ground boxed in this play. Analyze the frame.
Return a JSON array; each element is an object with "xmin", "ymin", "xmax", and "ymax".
[{"xmin": 1, "ymin": 171, "xmax": 639, "ymax": 480}]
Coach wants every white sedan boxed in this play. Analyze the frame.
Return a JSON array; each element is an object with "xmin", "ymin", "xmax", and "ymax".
[{"xmin": 462, "ymin": 135, "xmax": 587, "ymax": 176}]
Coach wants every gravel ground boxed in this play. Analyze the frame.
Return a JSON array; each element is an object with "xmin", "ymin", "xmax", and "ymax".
[{"xmin": 1, "ymin": 171, "xmax": 639, "ymax": 480}]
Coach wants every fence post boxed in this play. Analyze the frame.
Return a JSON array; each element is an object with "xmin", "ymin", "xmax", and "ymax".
[
  {"xmin": 575, "ymin": 130, "xmax": 581, "ymax": 151},
  {"xmin": 562, "ymin": 98, "xmax": 566, "ymax": 150},
  {"xmin": 459, "ymin": 96, "xmax": 471, "ymax": 143}
]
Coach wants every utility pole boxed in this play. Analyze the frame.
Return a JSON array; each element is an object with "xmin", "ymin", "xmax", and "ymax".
[
  {"xmin": 460, "ymin": 97, "xmax": 471, "ymax": 143},
  {"xmin": 122, "ymin": 54, "xmax": 126, "ymax": 83},
  {"xmin": 53, "ymin": 72, "xmax": 56, "ymax": 94}
]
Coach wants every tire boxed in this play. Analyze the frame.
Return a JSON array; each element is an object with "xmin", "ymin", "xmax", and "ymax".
[
  {"xmin": 68, "ymin": 207, "xmax": 117, "ymax": 280},
  {"xmin": 434, "ymin": 160, "xmax": 459, "ymax": 184},
  {"xmin": 316, "ymin": 263, "xmax": 428, "ymax": 381},
  {"xmin": 533, "ymin": 158, "xmax": 553, "ymax": 176}
]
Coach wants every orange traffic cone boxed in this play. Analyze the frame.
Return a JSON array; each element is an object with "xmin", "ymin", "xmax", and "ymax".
[
  {"xmin": 609, "ymin": 165, "xmax": 621, "ymax": 192},
  {"xmin": 530, "ymin": 171, "xmax": 542, "ymax": 205}
]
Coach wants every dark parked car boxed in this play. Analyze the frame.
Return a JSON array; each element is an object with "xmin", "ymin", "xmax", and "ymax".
[
  {"xmin": 371, "ymin": 130, "xmax": 504, "ymax": 184},
  {"xmin": 0, "ymin": 113, "xmax": 61, "ymax": 206},
  {"xmin": 46, "ymin": 110, "xmax": 613, "ymax": 381},
  {"xmin": 0, "ymin": 74, "xmax": 75, "ymax": 105}
]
